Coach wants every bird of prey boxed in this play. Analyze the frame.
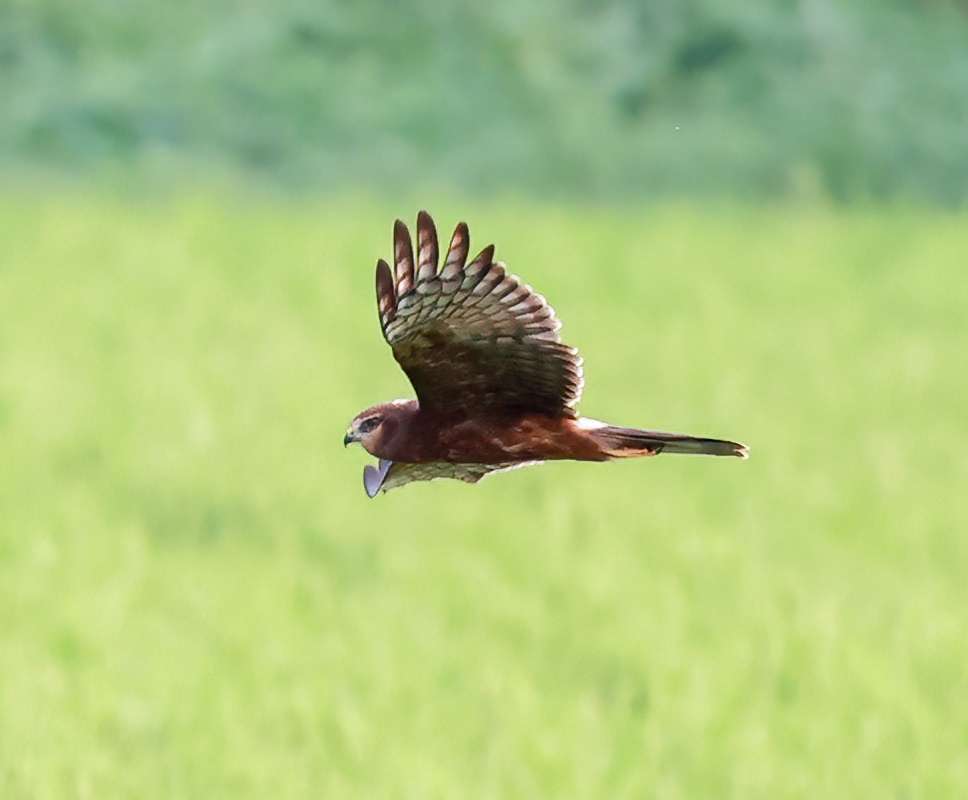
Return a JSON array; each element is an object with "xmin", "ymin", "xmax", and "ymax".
[{"xmin": 344, "ymin": 212, "xmax": 747, "ymax": 497}]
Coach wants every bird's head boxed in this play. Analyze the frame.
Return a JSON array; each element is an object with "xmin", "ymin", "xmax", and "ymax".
[{"xmin": 343, "ymin": 399, "xmax": 415, "ymax": 455}]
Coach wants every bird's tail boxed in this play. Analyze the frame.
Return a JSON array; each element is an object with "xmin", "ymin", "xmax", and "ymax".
[{"xmin": 591, "ymin": 425, "xmax": 749, "ymax": 459}]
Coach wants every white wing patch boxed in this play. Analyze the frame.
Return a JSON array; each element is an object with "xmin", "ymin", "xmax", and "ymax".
[{"xmin": 575, "ymin": 417, "xmax": 608, "ymax": 430}]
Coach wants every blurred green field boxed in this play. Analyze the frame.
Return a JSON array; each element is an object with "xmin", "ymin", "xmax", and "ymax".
[{"xmin": 1, "ymin": 195, "xmax": 966, "ymax": 798}]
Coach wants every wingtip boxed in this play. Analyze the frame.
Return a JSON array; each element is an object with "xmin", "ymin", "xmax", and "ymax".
[
  {"xmin": 416, "ymin": 211, "xmax": 437, "ymax": 241},
  {"xmin": 476, "ymin": 243, "xmax": 495, "ymax": 266},
  {"xmin": 735, "ymin": 443, "xmax": 750, "ymax": 459},
  {"xmin": 363, "ymin": 465, "xmax": 381, "ymax": 498},
  {"xmin": 452, "ymin": 221, "xmax": 469, "ymax": 246},
  {"xmin": 375, "ymin": 257, "xmax": 393, "ymax": 288},
  {"xmin": 363, "ymin": 459, "xmax": 393, "ymax": 498}
]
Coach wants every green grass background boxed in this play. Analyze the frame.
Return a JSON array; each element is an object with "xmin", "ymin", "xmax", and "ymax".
[{"xmin": 1, "ymin": 196, "xmax": 966, "ymax": 797}]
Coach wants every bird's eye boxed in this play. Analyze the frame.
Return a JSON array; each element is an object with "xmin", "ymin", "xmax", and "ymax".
[{"xmin": 359, "ymin": 417, "xmax": 380, "ymax": 433}]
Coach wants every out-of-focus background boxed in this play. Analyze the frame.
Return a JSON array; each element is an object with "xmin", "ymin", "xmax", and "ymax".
[
  {"xmin": 2, "ymin": 1, "xmax": 967, "ymax": 797},
  {"xmin": 5, "ymin": 0, "xmax": 968, "ymax": 201}
]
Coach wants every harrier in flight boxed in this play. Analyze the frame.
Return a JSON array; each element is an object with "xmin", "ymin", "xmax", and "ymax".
[{"xmin": 345, "ymin": 212, "xmax": 747, "ymax": 497}]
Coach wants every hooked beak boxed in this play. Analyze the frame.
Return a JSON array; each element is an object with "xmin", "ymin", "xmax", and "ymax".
[{"xmin": 343, "ymin": 430, "xmax": 359, "ymax": 447}]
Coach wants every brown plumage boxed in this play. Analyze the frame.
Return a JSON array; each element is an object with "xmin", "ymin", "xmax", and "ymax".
[{"xmin": 345, "ymin": 211, "xmax": 748, "ymax": 497}]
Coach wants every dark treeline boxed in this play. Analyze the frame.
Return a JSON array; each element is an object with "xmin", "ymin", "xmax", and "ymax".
[{"xmin": 3, "ymin": 0, "xmax": 967, "ymax": 203}]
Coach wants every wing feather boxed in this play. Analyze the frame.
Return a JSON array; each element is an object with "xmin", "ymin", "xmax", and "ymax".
[
  {"xmin": 393, "ymin": 219, "xmax": 415, "ymax": 297},
  {"xmin": 415, "ymin": 210, "xmax": 439, "ymax": 282},
  {"xmin": 375, "ymin": 258, "xmax": 395, "ymax": 328},
  {"xmin": 374, "ymin": 212, "xmax": 584, "ymax": 418},
  {"xmin": 442, "ymin": 222, "xmax": 470, "ymax": 277},
  {"xmin": 364, "ymin": 459, "xmax": 542, "ymax": 496}
]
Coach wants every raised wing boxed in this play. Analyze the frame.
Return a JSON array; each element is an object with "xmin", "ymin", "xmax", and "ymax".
[
  {"xmin": 374, "ymin": 212, "xmax": 584, "ymax": 418},
  {"xmin": 363, "ymin": 459, "xmax": 541, "ymax": 497}
]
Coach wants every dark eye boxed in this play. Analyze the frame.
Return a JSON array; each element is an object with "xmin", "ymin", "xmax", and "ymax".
[{"xmin": 359, "ymin": 417, "xmax": 380, "ymax": 433}]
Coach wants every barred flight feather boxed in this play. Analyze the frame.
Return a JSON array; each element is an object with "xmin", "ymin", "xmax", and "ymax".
[{"xmin": 375, "ymin": 212, "xmax": 584, "ymax": 418}]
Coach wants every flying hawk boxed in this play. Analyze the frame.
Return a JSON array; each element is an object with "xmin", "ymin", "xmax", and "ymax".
[{"xmin": 345, "ymin": 212, "xmax": 747, "ymax": 497}]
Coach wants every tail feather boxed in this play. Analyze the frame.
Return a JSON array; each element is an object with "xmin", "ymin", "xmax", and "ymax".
[{"xmin": 593, "ymin": 426, "xmax": 749, "ymax": 459}]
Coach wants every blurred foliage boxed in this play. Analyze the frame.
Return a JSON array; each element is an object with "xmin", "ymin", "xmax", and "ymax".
[{"xmin": 2, "ymin": 0, "xmax": 967, "ymax": 203}]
